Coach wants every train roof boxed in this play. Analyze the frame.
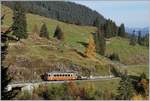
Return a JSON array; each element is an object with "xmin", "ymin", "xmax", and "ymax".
[{"xmin": 46, "ymin": 71, "xmax": 77, "ymax": 74}]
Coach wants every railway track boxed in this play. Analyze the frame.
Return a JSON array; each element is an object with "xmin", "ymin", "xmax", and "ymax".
[
  {"xmin": 10, "ymin": 75, "xmax": 116, "ymax": 84},
  {"xmin": 7, "ymin": 76, "xmax": 119, "ymax": 91}
]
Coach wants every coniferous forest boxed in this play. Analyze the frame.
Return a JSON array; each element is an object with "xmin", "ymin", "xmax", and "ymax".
[{"xmin": 2, "ymin": 1, "xmax": 106, "ymax": 26}]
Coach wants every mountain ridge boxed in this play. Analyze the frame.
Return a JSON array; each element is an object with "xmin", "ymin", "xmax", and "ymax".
[
  {"xmin": 125, "ymin": 27, "xmax": 149, "ymax": 35},
  {"xmin": 2, "ymin": 1, "xmax": 106, "ymax": 26}
]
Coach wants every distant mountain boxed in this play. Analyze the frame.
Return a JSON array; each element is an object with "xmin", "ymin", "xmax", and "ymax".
[
  {"xmin": 2, "ymin": 1, "xmax": 106, "ymax": 26},
  {"xmin": 125, "ymin": 27, "xmax": 149, "ymax": 35}
]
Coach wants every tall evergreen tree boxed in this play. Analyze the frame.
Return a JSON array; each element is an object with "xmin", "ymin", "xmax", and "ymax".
[
  {"xmin": 93, "ymin": 17, "xmax": 100, "ymax": 27},
  {"xmin": 137, "ymin": 30, "xmax": 142, "ymax": 45},
  {"xmin": 118, "ymin": 24, "xmax": 126, "ymax": 37},
  {"xmin": 112, "ymin": 22, "xmax": 118, "ymax": 36},
  {"xmin": 104, "ymin": 20, "xmax": 112, "ymax": 38},
  {"xmin": 93, "ymin": 27, "xmax": 106, "ymax": 55},
  {"xmin": 1, "ymin": 15, "xmax": 18, "ymax": 100},
  {"xmin": 39, "ymin": 23, "xmax": 49, "ymax": 39},
  {"xmin": 103, "ymin": 19, "xmax": 117, "ymax": 38},
  {"xmin": 117, "ymin": 72, "xmax": 134, "ymax": 100},
  {"xmin": 137, "ymin": 32, "xmax": 149, "ymax": 47},
  {"xmin": 144, "ymin": 34, "xmax": 149, "ymax": 47},
  {"xmin": 12, "ymin": 2, "xmax": 27, "ymax": 39},
  {"xmin": 53, "ymin": 25, "xmax": 64, "ymax": 40}
]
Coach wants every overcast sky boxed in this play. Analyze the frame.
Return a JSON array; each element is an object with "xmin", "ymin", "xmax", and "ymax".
[{"xmin": 72, "ymin": 0, "xmax": 150, "ymax": 28}]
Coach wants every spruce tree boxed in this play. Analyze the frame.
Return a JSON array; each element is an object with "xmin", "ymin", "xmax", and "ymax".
[
  {"xmin": 105, "ymin": 21, "xmax": 112, "ymax": 38},
  {"xmin": 93, "ymin": 17, "xmax": 100, "ymax": 27},
  {"xmin": 112, "ymin": 22, "xmax": 118, "ymax": 36},
  {"xmin": 93, "ymin": 27, "xmax": 106, "ymax": 55},
  {"xmin": 137, "ymin": 31, "xmax": 142, "ymax": 45},
  {"xmin": 144, "ymin": 34, "xmax": 149, "ymax": 47},
  {"xmin": 12, "ymin": 2, "xmax": 27, "ymax": 39},
  {"xmin": 118, "ymin": 24, "xmax": 126, "ymax": 37},
  {"xmin": 39, "ymin": 23, "xmax": 49, "ymax": 39},
  {"xmin": 53, "ymin": 25, "xmax": 64, "ymax": 40},
  {"xmin": 117, "ymin": 72, "xmax": 134, "ymax": 100},
  {"xmin": 103, "ymin": 19, "xmax": 117, "ymax": 38}
]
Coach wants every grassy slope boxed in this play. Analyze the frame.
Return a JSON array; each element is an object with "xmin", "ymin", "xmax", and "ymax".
[
  {"xmin": 120, "ymin": 65, "xmax": 149, "ymax": 77},
  {"xmin": 77, "ymin": 78, "xmax": 120, "ymax": 93},
  {"xmin": 2, "ymin": 5, "xmax": 149, "ymax": 80},
  {"xmin": 46, "ymin": 78, "xmax": 120, "ymax": 94},
  {"xmin": 2, "ymin": 5, "xmax": 96, "ymax": 52},
  {"xmin": 2, "ymin": 5, "xmax": 110, "ymax": 81},
  {"xmin": 106, "ymin": 37, "xmax": 149, "ymax": 65}
]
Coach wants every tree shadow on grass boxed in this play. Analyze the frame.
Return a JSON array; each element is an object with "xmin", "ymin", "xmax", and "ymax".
[
  {"xmin": 77, "ymin": 41, "xmax": 88, "ymax": 48},
  {"xmin": 71, "ymin": 48, "xmax": 86, "ymax": 57}
]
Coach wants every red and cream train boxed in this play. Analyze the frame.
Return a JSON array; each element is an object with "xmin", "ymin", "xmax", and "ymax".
[{"xmin": 44, "ymin": 71, "xmax": 81, "ymax": 81}]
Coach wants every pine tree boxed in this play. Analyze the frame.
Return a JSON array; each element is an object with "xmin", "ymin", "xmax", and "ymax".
[
  {"xmin": 106, "ymin": 22, "xmax": 112, "ymax": 38},
  {"xmin": 53, "ymin": 25, "xmax": 64, "ymax": 40},
  {"xmin": 117, "ymin": 72, "xmax": 134, "ymax": 100},
  {"xmin": 137, "ymin": 32, "xmax": 149, "ymax": 47},
  {"xmin": 1, "ymin": 15, "xmax": 18, "ymax": 100},
  {"xmin": 112, "ymin": 22, "xmax": 118, "ymax": 37},
  {"xmin": 118, "ymin": 24, "xmax": 126, "ymax": 37},
  {"xmin": 84, "ymin": 34, "xmax": 96, "ymax": 58},
  {"xmin": 39, "ymin": 23, "xmax": 49, "ymax": 39},
  {"xmin": 144, "ymin": 34, "xmax": 149, "ymax": 47},
  {"xmin": 93, "ymin": 17, "xmax": 100, "ymax": 27},
  {"xmin": 93, "ymin": 27, "xmax": 106, "ymax": 55},
  {"xmin": 137, "ymin": 31, "xmax": 142, "ymax": 45},
  {"xmin": 12, "ymin": 2, "xmax": 27, "ymax": 40},
  {"xmin": 103, "ymin": 19, "xmax": 117, "ymax": 38}
]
